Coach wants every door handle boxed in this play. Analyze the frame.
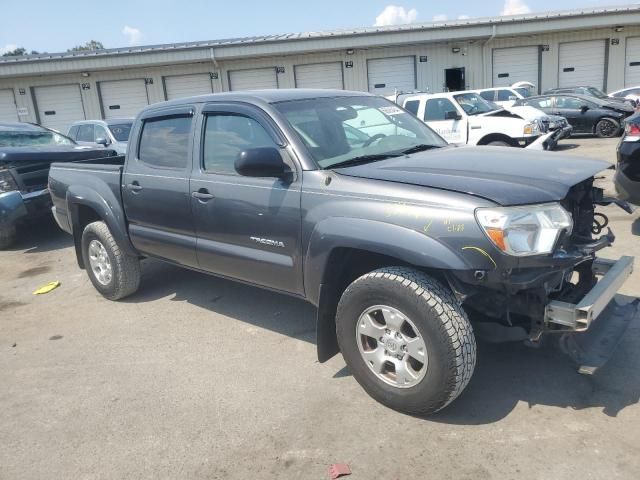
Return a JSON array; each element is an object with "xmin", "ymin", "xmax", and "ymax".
[
  {"xmin": 128, "ymin": 181, "xmax": 142, "ymax": 192},
  {"xmin": 192, "ymin": 188, "xmax": 214, "ymax": 201}
]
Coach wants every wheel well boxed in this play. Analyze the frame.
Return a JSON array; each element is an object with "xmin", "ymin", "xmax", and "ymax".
[
  {"xmin": 72, "ymin": 204, "xmax": 102, "ymax": 268},
  {"xmin": 592, "ymin": 116, "xmax": 620, "ymax": 134},
  {"xmin": 477, "ymin": 133, "xmax": 517, "ymax": 146},
  {"xmin": 315, "ymin": 247, "xmax": 445, "ymax": 362}
]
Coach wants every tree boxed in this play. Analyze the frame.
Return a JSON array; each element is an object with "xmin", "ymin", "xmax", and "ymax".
[
  {"xmin": 2, "ymin": 47, "xmax": 27, "ymax": 57},
  {"xmin": 68, "ymin": 40, "xmax": 105, "ymax": 52}
]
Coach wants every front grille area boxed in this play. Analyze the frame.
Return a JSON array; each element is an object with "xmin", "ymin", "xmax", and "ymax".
[{"xmin": 10, "ymin": 162, "xmax": 51, "ymax": 193}]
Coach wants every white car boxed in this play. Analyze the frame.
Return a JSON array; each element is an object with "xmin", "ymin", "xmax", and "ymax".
[
  {"xmin": 476, "ymin": 87, "xmax": 525, "ymax": 108},
  {"xmin": 67, "ymin": 119, "xmax": 133, "ymax": 155},
  {"xmin": 609, "ymin": 86, "xmax": 640, "ymax": 107},
  {"xmin": 391, "ymin": 91, "xmax": 544, "ymax": 147}
]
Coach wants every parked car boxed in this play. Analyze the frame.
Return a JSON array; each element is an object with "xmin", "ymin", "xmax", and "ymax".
[
  {"xmin": 476, "ymin": 87, "xmax": 523, "ymax": 107},
  {"xmin": 48, "ymin": 89, "xmax": 636, "ymax": 415},
  {"xmin": 514, "ymin": 94, "xmax": 635, "ymax": 137},
  {"xmin": 614, "ymin": 112, "xmax": 640, "ymax": 204},
  {"xmin": 609, "ymin": 86, "xmax": 640, "ymax": 108},
  {"xmin": 0, "ymin": 122, "xmax": 117, "ymax": 248},
  {"xmin": 543, "ymin": 86, "xmax": 632, "ymax": 106},
  {"xmin": 391, "ymin": 90, "xmax": 566, "ymax": 149},
  {"xmin": 68, "ymin": 119, "xmax": 133, "ymax": 154}
]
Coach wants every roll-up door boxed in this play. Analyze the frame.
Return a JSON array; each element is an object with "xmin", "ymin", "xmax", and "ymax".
[
  {"xmin": 164, "ymin": 74, "xmax": 214, "ymax": 100},
  {"xmin": 492, "ymin": 46, "xmax": 539, "ymax": 87},
  {"xmin": 625, "ymin": 37, "xmax": 640, "ymax": 87},
  {"xmin": 367, "ymin": 56, "xmax": 416, "ymax": 95},
  {"xmin": 559, "ymin": 40, "xmax": 606, "ymax": 90},
  {"xmin": 33, "ymin": 84, "xmax": 85, "ymax": 132},
  {"xmin": 294, "ymin": 62, "xmax": 344, "ymax": 89},
  {"xmin": 228, "ymin": 68, "xmax": 278, "ymax": 91},
  {"xmin": 99, "ymin": 79, "xmax": 149, "ymax": 118},
  {"xmin": 0, "ymin": 89, "xmax": 18, "ymax": 122}
]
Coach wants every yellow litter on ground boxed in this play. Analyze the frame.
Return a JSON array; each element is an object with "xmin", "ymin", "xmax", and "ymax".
[{"xmin": 33, "ymin": 281, "xmax": 61, "ymax": 295}]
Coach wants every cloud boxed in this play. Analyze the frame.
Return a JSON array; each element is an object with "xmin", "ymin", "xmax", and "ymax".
[
  {"xmin": 0, "ymin": 44, "xmax": 18, "ymax": 55},
  {"xmin": 374, "ymin": 5, "xmax": 418, "ymax": 26},
  {"xmin": 501, "ymin": 0, "xmax": 531, "ymax": 15},
  {"xmin": 458, "ymin": 15, "xmax": 470, "ymax": 19},
  {"xmin": 122, "ymin": 25, "xmax": 142, "ymax": 45},
  {"xmin": 433, "ymin": 14, "xmax": 448, "ymax": 21}
]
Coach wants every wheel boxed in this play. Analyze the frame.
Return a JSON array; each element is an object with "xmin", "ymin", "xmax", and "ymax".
[
  {"xmin": 81, "ymin": 221, "xmax": 140, "ymax": 300},
  {"xmin": 0, "ymin": 223, "xmax": 17, "ymax": 250},
  {"xmin": 594, "ymin": 118, "xmax": 620, "ymax": 138},
  {"xmin": 335, "ymin": 267, "xmax": 476, "ymax": 415},
  {"xmin": 487, "ymin": 140, "xmax": 511, "ymax": 147}
]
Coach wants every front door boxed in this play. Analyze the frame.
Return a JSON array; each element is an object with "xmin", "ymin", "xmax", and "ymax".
[
  {"xmin": 190, "ymin": 103, "xmax": 303, "ymax": 295},
  {"xmin": 553, "ymin": 96, "xmax": 588, "ymax": 132},
  {"xmin": 422, "ymin": 97, "xmax": 467, "ymax": 144},
  {"xmin": 122, "ymin": 106, "xmax": 198, "ymax": 267},
  {"xmin": 445, "ymin": 68, "xmax": 465, "ymax": 92}
]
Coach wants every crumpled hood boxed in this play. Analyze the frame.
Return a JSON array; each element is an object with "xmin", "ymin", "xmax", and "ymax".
[
  {"xmin": 334, "ymin": 146, "xmax": 610, "ymax": 206},
  {"xmin": 0, "ymin": 144, "xmax": 117, "ymax": 164}
]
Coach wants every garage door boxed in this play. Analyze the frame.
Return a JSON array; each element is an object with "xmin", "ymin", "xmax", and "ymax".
[
  {"xmin": 559, "ymin": 40, "xmax": 606, "ymax": 90},
  {"xmin": 0, "ymin": 89, "xmax": 18, "ymax": 122},
  {"xmin": 492, "ymin": 46, "xmax": 539, "ymax": 88},
  {"xmin": 228, "ymin": 68, "xmax": 278, "ymax": 91},
  {"xmin": 33, "ymin": 84, "xmax": 85, "ymax": 133},
  {"xmin": 294, "ymin": 62, "xmax": 344, "ymax": 89},
  {"xmin": 625, "ymin": 37, "xmax": 640, "ymax": 87},
  {"xmin": 367, "ymin": 57, "xmax": 416, "ymax": 95},
  {"xmin": 99, "ymin": 79, "xmax": 149, "ymax": 119},
  {"xmin": 164, "ymin": 74, "xmax": 214, "ymax": 100}
]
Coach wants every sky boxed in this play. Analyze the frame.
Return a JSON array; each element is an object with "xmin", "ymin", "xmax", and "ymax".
[{"xmin": 0, "ymin": 0, "xmax": 629, "ymax": 55}]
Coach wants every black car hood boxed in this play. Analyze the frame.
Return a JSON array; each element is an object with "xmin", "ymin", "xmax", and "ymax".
[
  {"xmin": 334, "ymin": 146, "xmax": 610, "ymax": 206},
  {"xmin": 0, "ymin": 144, "xmax": 116, "ymax": 164}
]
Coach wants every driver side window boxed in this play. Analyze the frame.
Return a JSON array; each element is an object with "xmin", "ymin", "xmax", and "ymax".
[{"xmin": 424, "ymin": 98, "xmax": 457, "ymax": 121}]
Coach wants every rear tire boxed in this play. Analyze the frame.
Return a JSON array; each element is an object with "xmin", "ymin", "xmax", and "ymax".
[
  {"xmin": 335, "ymin": 267, "xmax": 476, "ymax": 415},
  {"xmin": 0, "ymin": 224, "xmax": 17, "ymax": 250},
  {"xmin": 595, "ymin": 118, "xmax": 620, "ymax": 138},
  {"xmin": 81, "ymin": 221, "xmax": 140, "ymax": 300}
]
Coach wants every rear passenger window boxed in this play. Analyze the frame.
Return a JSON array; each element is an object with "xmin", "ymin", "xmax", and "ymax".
[
  {"xmin": 496, "ymin": 90, "xmax": 514, "ymax": 101},
  {"xmin": 138, "ymin": 116, "xmax": 192, "ymax": 169},
  {"xmin": 203, "ymin": 114, "xmax": 277, "ymax": 174},
  {"xmin": 77, "ymin": 124, "xmax": 94, "ymax": 142},
  {"xmin": 479, "ymin": 91, "xmax": 495, "ymax": 101},
  {"xmin": 68, "ymin": 125, "xmax": 79, "ymax": 140},
  {"xmin": 403, "ymin": 100, "xmax": 420, "ymax": 116}
]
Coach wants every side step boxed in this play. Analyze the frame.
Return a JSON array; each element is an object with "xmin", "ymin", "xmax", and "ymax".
[{"xmin": 560, "ymin": 297, "xmax": 639, "ymax": 375}]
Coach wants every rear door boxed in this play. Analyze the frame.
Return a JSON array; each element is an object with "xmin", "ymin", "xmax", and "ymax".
[
  {"xmin": 552, "ymin": 96, "xmax": 588, "ymax": 132},
  {"xmin": 189, "ymin": 103, "xmax": 303, "ymax": 294},
  {"xmin": 423, "ymin": 97, "xmax": 467, "ymax": 144},
  {"xmin": 122, "ymin": 106, "xmax": 198, "ymax": 267}
]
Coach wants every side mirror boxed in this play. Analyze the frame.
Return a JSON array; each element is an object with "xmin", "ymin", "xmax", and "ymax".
[
  {"xmin": 580, "ymin": 105, "xmax": 590, "ymax": 113},
  {"xmin": 95, "ymin": 137, "xmax": 110, "ymax": 146},
  {"xmin": 444, "ymin": 110, "xmax": 462, "ymax": 120},
  {"xmin": 235, "ymin": 147, "xmax": 287, "ymax": 178}
]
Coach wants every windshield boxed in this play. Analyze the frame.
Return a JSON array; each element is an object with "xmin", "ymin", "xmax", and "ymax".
[
  {"xmin": 0, "ymin": 126, "xmax": 76, "ymax": 147},
  {"xmin": 274, "ymin": 96, "xmax": 446, "ymax": 169},
  {"xmin": 452, "ymin": 93, "xmax": 498, "ymax": 115},
  {"xmin": 109, "ymin": 123, "xmax": 132, "ymax": 142},
  {"xmin": 587, "ymin": 87, "xmax": 607, "ymax": 98}
]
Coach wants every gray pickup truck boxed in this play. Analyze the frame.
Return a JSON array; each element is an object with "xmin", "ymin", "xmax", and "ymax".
[{"xmin": 48, "ymin": 89, "xmax": 637, "ymax": 415}]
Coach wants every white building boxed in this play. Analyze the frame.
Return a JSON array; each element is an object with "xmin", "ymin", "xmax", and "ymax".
[{"xmin": 1, "ymin": 5, "xmax": 640, "ymax": 132}]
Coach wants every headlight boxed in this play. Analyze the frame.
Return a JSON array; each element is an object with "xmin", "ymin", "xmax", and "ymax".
[
  {"xmin": 0, "ymin": 169, "xmax": 19, "ymax": 193},
  {"xmin": 523, "ymin": 123, "xmax": 534, "ymax": 135},
  {"xmin": 475, "ymin": 203, "xmax": 572, "ymax": 256}
]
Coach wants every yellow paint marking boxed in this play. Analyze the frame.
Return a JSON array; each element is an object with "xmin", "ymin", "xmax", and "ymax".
[{"xmin": 462, "ymin": 246, "xmax": 498, "ymax": 269}]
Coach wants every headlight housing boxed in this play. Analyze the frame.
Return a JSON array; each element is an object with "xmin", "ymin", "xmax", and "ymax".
[
  {"xmin": 0, "ymin": 169, "xmax": 19, "ymax": 193},
  {"xmin": 475, "ymin": 203, "xmax": 573, "ymax": 256},
  {"xmin": 523, "ymin": 123, "xmax": 534, "ymax": 135}
]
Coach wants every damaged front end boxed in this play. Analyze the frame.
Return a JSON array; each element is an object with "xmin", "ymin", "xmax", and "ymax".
[{"xmin": 449, "ymin": 178, "xmax": 638, "ymax": 374}]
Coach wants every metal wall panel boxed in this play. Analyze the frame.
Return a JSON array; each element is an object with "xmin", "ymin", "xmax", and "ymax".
[
  {"xmin": 0, "ymin": 89, "xmax": 18, "ymax": 122},
  {"xmin": 33, "ymin": 84, "xmax": 85, "ymax": 132}
]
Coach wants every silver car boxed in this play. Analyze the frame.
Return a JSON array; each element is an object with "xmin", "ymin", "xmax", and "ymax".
[{"xmin": 67, "ymin": 119, "xmax": 133, "ymax": 154}]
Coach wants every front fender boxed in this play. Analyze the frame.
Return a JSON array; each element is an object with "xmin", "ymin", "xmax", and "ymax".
[
  {"xmin": 304, "ymin": 217, "xmax": 472, "ymax": 306},
  {"xmin": 0, "ymin": 191, "xmax": 28, "ymax": 227},
  {"xmin": 66, "ymin": 184, "xmax": 136, "ymax": 258}
]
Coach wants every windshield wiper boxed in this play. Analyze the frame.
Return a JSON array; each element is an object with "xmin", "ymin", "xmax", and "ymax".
[
  {"xmin": 400, "ymin": 144, "xmax": 441, "ymax": 154},
  {"xmin": 328, "ymin": 153, "xmax": 401, "ymax": 169}
]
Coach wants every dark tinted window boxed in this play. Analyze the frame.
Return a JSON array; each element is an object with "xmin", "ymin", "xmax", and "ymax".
[
  {"xmin": 94, "ymin": 125, "xmax": 109, "ymax": 142},
  {"xmin": 109, "ymin": 123, "xmax": 132, "ymax": 142},
  {"xmin": 68, "ymin": 125, "xmax": 79, "ymax": 139},
  {"xmin": 479, "ymin": 91, "xmax": 495, "ymax": 101},
  {"xmin": 77, "ymin": 124, "xmax": 94, "ymax": 142},
  {"xmin": 556, "ymin": 96, "xmax": 587, "ymax": 109},
  {"xmin": 425, "ymin": 98, "xmax": 458, "ymax": 121},
  {"xmin": 203, "ymin": 114, "xmax": 277, "ymax": 174},
  {"xmin": 496, "ymin": 89, "xmax": 514, "ymax": 101},
  {"xmin": 138, "ymin": 116, "xmax": 192, "ymax": 169},
  {"xmin": 525, "ymin": 97, "xmax": 553, "ymax": 109},
  {"xmin": 403, "ymin": 100, "xmax": 420, "ymax": 115}
]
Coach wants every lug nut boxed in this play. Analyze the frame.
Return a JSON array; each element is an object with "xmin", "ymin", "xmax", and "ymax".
[
  {"xmin": 395, "ymin": 332, "xmax": 401, "ymax": 339},
  {"xmin": 385, "ymin": 329, "xmax": 391, "ymax": 334}
]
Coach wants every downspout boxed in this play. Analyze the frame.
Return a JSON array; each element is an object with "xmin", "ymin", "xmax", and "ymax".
[
  {"xmin": 210, "ymin": 48, "xmax": 221, "ymax": 91},
  {"xmin": 482, "ymin": 25, "xmax": 497, "ymax": 87}
]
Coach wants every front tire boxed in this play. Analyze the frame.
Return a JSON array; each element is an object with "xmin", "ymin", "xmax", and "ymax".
[
  {"xmin": 595, "ymin": 118, "xmax": 620, "ymax": 138},
  {"xmin": 81, "ymin": 221, "xmax": 140, "ymax": 300},
  {"xmin": 336, "ymin": 267, "xmax": 476, "ymax": 415}
]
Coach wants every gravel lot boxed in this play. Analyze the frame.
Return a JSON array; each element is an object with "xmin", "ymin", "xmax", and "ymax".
[{"xmin": 2, "ymin": 137, "xmax": 639, "ymax": 479}]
